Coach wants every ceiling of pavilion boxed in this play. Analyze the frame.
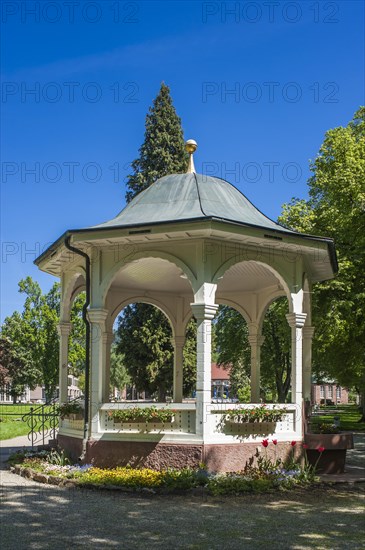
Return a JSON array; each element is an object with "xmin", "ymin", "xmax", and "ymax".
[
  {"xmin": 109, "ymin": 257, "xmax": 283, "ymax": 296},
  {"xmin": 110, "ymin": 258, "xmax": 192, "ymax": 294},
  {"xmin": 216, "ymin": 261, "xmax": 282, "ymax": 294}
]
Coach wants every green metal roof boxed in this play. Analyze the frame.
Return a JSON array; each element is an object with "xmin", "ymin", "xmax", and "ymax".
[
  {"xmin": 91, "ymin": 173, "xmax": 294, "ymax": 234},
  {"xmin": 34, "ymin": 171, "xmax": 338, "ymax": 277}
]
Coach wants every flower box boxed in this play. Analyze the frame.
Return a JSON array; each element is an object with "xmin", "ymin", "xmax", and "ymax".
[
  {"xmin": 217, "ymin": 404, "xmax": 288, "ymax": 425},
  {"xmin": 66, "ymin": 413, "xmax": 84, "ymax": 421},
  {"xmin": 226, "ymin": 417, "xmax": 278, "ymax": 425},
  {"xmin": 108, "ymin": 406, "xmax": 176, "ymax": 425},
  {"xmin": 224, "ymin": 420, "xmax": 276, "ymax": 436},
  {"xmin": 58, "ymin": 401, "xmax": 84, "ymax": 420},
  {"xmin": 116, "ymin": 417, "xmax": 175, "ymax": 425},
  {"xmin": 304, "ymin": 432, "xmax": 354, "ymax": 474}
]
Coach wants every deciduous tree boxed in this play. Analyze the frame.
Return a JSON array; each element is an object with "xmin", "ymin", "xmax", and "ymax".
[
  {"xmin": 1, "ymin": 278, "xmax": 86, "ymax": 401},
  {"xmin": 279, "ymin": 107, "xmax": 365, "ymax": 416}
]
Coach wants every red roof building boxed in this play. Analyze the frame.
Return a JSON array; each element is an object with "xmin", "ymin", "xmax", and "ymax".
[{"xmin": 211, "ymin": 363, "xmax": 231, "ymax": 398}]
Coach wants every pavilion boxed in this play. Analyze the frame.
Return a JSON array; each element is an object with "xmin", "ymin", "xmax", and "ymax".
[{"xmin": 35, "ymin": 140, "xmax": 337, "ymax": 471}]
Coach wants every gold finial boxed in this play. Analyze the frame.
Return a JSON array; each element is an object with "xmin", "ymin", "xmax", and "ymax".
[{"xmin": 185, "ymin": 139, "xmax": 197, "ymax": 173}]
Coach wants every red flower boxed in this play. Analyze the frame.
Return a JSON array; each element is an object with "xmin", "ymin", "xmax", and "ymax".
[
  {"xmin": 262, "ymin": 439, "xmax": 269, "ymax": 448},
  {"xmin": 317, "ymin": 446, "xmax": 325, "ymax": 453},
  {"xmin": 290, "ymin": 441, "xmax": 297, "ymax": 447},
  {"xmin": 302, "ymin": 444, "xmax": 309, "ymax": 449},
  {"xmin": 272, "ymin": 439, "xmax": 278, "ymax": 445}
]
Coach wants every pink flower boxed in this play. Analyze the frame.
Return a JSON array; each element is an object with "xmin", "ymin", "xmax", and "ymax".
[
  {"xmin": 317, "ymin": 446, "xmax": 325, "ymax": 453},
  {"xmin": 262, "ymin": 439, "xmax": 269, "ymax": 448},
  {"xmin": 272, "ymin": 439, "xmax": 278, "ymax": 445},
  {"xmin": 290, "ymin": 441, "xmax": 297, "ymax": 447}
]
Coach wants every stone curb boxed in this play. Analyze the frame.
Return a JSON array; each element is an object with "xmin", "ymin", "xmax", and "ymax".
[
  {"xmin": 319, "ymin": 475, "xmax": 365, "ymax": 485},
  {"xmin": 10, "ymin": 466, "xmax": 77, "ymax": 488}
]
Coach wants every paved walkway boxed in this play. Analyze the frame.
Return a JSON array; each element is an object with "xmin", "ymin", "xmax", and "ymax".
[{"xmin": 0, "ymin": 435, "xmax": 35, "ymax": 468}]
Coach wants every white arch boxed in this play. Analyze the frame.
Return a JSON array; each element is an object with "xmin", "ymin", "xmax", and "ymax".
[
  {"xmin": 214, "ymin": 258, "xmax": 289, "ymax": 291},
  {"xmin": 256, "ymin": 292, "xmax": 289, "ymax": 333},
  {"xmin": 303, "ymin": 274, "xmax": 312, "ymax": 325},
  {"xmin": 101, "ymin": 250, "xmax": 197, "ymax": 307},
  {"xmin": 216, "ymin": 298, "xmax": 252, "ymax": 324},
  {"xmin": 213, "ymin": 258, "xmax": 292, "ymax": 309},
  {"xmin": 109, "ymin": 295, "xmax": 176, "ymax": 337},
  {"xmin": 61, "ymin": 269, "xmax": 86, "ymax": 322}
]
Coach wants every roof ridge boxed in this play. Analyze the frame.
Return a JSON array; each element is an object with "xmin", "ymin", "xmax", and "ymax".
[{"xmin": 193, "ymin": 172, "xmax": 208, "ymax": 218}]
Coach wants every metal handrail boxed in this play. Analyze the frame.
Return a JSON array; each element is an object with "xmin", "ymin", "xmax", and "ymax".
[{"xmin": 22, "ymin": 402, "xmax": 59, "ymax": 447}]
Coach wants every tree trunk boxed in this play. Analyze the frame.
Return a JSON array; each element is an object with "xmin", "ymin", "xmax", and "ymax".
[
  {"xmin": 158, "ymin": 387, "xmax": 166, "ymax": 402},
  {"xmin": 275, "ymin": 357, "xmax": 291, "ymax": 403},
  {"xmin": 277, "ymin": 388, "xmax": 287, "ymax": 403}
]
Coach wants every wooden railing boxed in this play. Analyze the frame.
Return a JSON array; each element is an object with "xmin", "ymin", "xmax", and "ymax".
[
  {"xmin": 58, "ymin": 402, "xmax": 301, "ymax": 441},
  {"xmin": 99, "ymin": 402, "xmax": 196, "ymax": 435}
]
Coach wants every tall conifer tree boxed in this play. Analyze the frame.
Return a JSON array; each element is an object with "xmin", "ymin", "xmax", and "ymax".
[
  {"xmin": 126, "ymin": 83, "xmax": 188, "ymax": 202},
  {"xmin": 117, "ymin": 84, "xmax": 195, "ymax": 400}
]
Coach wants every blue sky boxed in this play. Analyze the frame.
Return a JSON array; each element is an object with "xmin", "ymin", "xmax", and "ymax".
[{"xmin": 1, "ymin": 0, "xmax": 364, "ymax": 321}]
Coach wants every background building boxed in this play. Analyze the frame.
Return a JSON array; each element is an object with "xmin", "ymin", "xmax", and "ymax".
[{"xmin": 311, "ymin": 382, "xmax": 349, "ymax": 406}]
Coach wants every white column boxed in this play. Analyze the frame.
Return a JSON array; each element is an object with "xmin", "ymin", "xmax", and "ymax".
[
  {"xmin": 248, "ymin": 324, "xmax": 265, "ymax": 403},
  {"xmin": 302, "ymin": 326, "xmax": 315, "ymax": 402},
  {"xmin": 191, "ymin": 303, "xmax": 218, "ymax": 440},
  {"xmin": 286, "ymin": 313, "xmax": 307, "ymax": 407},
  {"xmin": 172, "ymin": 335, "xmax": 185, "ymax": 403},
  {"xmin": 102, "ymin": 331, "xmax": 114, "ymax": 403},
  {"xmin": 57, "ymin": 322, "xmax": 72, "ymax": 403},
  {"xmin": 87, "ymin": 308, "xmax": 109, "ymax": 436}
]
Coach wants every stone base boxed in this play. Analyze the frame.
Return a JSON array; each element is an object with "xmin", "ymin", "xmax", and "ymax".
[
  {"xmin": 57, "ymin": 434, "xmax": 302, "ymax": 472},
  {"xmin": 304, "ymin": 432, "xmax": 354, "ymax": 474},
  {"xmin": 306, "ymin": 449, "xmax": 347, "ymax": 474}
]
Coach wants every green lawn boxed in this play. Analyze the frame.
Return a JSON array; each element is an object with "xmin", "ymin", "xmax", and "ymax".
[
  {"xmin": 311, "ymin": 404, "xmax": 365, "ymax": 432},
  {"xmin": 0, "ymin": 404, "xmax": 57, "ymax": 441}
]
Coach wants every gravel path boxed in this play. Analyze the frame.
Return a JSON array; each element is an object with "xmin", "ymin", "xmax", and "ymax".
[{"xmin": 1, "ymin": 435, "xmax": 364, "ymax": 549}]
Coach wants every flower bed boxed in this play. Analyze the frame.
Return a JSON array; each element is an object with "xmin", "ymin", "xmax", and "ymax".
[
  {"xmin": 217, "ymin": 404, "xmax": 288, "ymax": 424},
  {"xmin": 8, "ymin": 442, "xmax": 320, "ymax": 495},
  {"xmin": 108, "ymin": 406, "xmax": 175, "ymax": 424}
]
